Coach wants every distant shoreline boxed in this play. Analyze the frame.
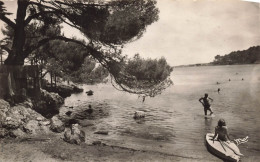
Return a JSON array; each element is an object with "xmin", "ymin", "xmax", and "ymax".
[{"xmin": 173, "ymin": 63, "xmax": 259, "ymax": 68}]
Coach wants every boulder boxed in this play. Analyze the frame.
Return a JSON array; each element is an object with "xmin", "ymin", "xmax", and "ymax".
[
  {"xmin": 0, "ymin": 99, "xmax": 10, "ymax": 112},
  {"xmin": 78, "ymin": 119, "xmax": 94, "ymax": 127},
  {"xmin": 0, "ymin": 128, "xmax": 9, "ymax": 138},
  {"xmin": 40, "ymin": 120, "xmax": 51, "ymax": 126},
  {"xmin": 40, "ymin": 89, "xmax": 64, "ymax": 108},
  {"xmin": 133, "ymin": 111, "xmax": 145, "ymax": 119},
  {"xmin": 23, "ymin": 120, "xmax": 39, "ymax": 134},
  {"xmin": 43, "ymin": 84, "xmax": 83, "ymax": 98},
  {"xmin": 16, "ymin": 99, "xmax": 33, "ymax": 109},
  {"xmin": 94, "ymin": 130, "xmax": 109, "ymax": 135},
  {"xmin": 50, "ymin": 116, "xmax": 65, "ymax": 133},
  {"xmin": 72, "ymin": 84, "xmax": 84, "ymax": 93},
  {"xmin": 65, "ymin": 111, "xmax": 72, "ymax": 116},
  {"xmin": 33, "ymin": 89, "xmax": 64, "ymax": 117},
  {"xmin": 63, "ymin": 124, "xmax": 85, "ymax": 145},
  {"xmin": 2, "ymin": 116, "xmax": 24, "ymax": 129},
  {"xmin": 4, "ymin": 104, "xmax": 45, "ymax": 124},
  {"xmin": 92, "ymin": 141, "xmax": 102, "ymax": 145},
  {"xmin": 86, "ymin": 90, "xmax": 93, "ymax": 96},
  {"xmin": 36, "ymin": 117, "xmax": 44, "ymax": 121},
  {"xmin": 10, "ymin": 128, "xmax": 26, "ymax": 138}
]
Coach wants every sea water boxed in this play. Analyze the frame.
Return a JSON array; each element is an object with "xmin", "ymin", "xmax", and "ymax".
[{"xmin": 64, "ymin": 64, "xmax": 260, "ymax": 161}]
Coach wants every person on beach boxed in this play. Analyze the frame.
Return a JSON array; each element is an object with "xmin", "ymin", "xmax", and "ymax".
[{"xmin": 199, "ymin": 93, "xmax": 213, "ymax": 115}]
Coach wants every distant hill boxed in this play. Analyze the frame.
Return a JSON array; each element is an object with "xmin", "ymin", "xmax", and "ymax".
[{"xmin": 211, "ymin": 46, "xmax": 260, "ymax": 65}]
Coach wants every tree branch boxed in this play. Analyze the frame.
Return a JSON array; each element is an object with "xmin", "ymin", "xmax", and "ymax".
[
  {"xmin": 25, "ymin": 10, "xmax": 60, "ymax": 25},
  {"xmin": 40, "ymin": 71, "xmax": 48, "ymax": 79},
  {"xmin": 0, "ymin": 45, "xmax": 11, "ymax": 54},
  {"xmin": 23, "ymin": 36, "xmax": 92, "ymax": 59},
  {"xmin": 0, "ymin": 15, "xmax": 15, "ymax": 28}
]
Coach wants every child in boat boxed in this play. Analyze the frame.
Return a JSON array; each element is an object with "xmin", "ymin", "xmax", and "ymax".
[{"xmin": 199, "ymin": 93, "xmax": 214, "ymax": 115}]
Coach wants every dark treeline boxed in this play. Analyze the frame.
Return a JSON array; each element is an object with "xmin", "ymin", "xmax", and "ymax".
[{"xmin": 212, "ymin": 46, "xmax": 260, "ymax": 65}]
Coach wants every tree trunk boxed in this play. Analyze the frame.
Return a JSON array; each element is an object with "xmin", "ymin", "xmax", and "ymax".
[
  {"xmin": 4, "ymin": 0, "xmax": 29, "ymax": 65},
  {"xmin": 54, "ymin": 74, "xmax": 57, "ymax": 88},
  {"xmin": 1, "ymin": 52, "xmax": 2, "ymax": 65},
  {"xmin": 50, "ymin": 72, "xmax": 53, "ymax": 88}
]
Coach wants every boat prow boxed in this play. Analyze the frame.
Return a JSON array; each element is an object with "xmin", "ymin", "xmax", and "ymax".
[{"xmin": 205, "ymin": 133, "xmax": 241, "ymax": 162}]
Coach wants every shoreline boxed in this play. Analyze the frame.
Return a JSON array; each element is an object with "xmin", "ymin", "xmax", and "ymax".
[
  {"xmin": 173, "ymin": 63, "xmax": 259, "ymax": 68},
  {"xmin": 0, "ymin": 135, "xmax": 210, "ymax": 162}
]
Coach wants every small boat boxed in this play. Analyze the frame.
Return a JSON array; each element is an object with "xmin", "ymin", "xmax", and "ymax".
[{"xmin": 205, "ymin": 133, "xmax": 241, "ymax": 162}]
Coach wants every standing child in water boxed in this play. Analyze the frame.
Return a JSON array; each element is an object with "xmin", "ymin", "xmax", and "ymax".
[{"xmin": 199, "ymin": 93, "xmax": 214, "ymax": 115}]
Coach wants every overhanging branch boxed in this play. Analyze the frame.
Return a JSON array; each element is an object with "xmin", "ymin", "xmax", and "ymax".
[
  {"xmin": 0, "ymin": 45, "xmax": 11, "ymax": 54},
  {"xmin": 25, "ymin": 10, "xmax": 60, "ymax": 25},
  {"xmin": 0, "ymin": 15, "xmax": 15, "ymax": 28}
]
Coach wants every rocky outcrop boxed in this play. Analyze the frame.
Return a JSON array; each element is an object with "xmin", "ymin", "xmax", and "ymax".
[
  {"xmin": 2, "ymin": 103, "xmax": 46, "ymax": 129},
  {"xmin": 43, "ymin": 84, "xmax": 83, "ymax": 98},
  {"xmin": 63, "ymin": 124, "xmax": 85, "ymax": 145},
  {"xmin": 32, "ymin": 89, "xmax": 64, "ymax": 118},
  {"xmin": 0, "ymin": 99, "xmax": 52, "ymax": 138},
  {"xmin": 50, "ymin": 116, "xmax": 65, "ymax": 133}
]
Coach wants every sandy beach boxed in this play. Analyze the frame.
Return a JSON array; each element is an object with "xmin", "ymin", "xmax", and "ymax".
[{"xmin": 0, "ymin": 135, "xmax": 207, "ymax": 162}]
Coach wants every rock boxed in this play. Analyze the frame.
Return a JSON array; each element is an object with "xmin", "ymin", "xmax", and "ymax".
[
  {"xmin": 5, "ymin": 105, "xmax": 45, "ymax": 123},
  {"xmin": 133, "ymin": 111, "xmax": 145, "ymax": 119},
  {"xmin": 78, "ymin": 119, "xmax": 94, "ymax": 127},
  {"xmin": 36, "ymin": 117, "xmax": 43, "ymax": 121},
  {"xmin": 63, "ymin": 124, "xmax": 85, "ymax": 145},
  {"xmin": 69, "ymin": 106, "xmax": 73, "ymax": 109},
  {"xmin": 10, "ymin": 128, "xmax": 26, "ymax": 138},
  {"xmin": 50, "ymin": 116, "xmax": 65, "ymax": 133},
  {"xmin": 40, "ymin": 125, "xmax": 50, "ymax": 134},
  {"xmin": 41, "ymin": 89, "xmax": 64, "ymax": 107},
  {"xmin": 40, "ymin": 120, "xmax": 51, "ymax": 126},
  {"xmin": 0, "ymin": 128, "xmax": 9, "ymax": 138},
  {"xmin": 65, "ymin": 111, "xmax": 72, "ymax": 116},
  {"xmin": 0, "ymin": 99, "xmax": 10, "ymax": 112},
  {"xmin": 23, "ymin": 120, "xmax": 39, "ymax": 134},
  {"xmin": 2, "ymin": 116, "xmax": 23, "ymax": 129},
  {"xmin": 92, "ymin": 141, "xmax": 102, "ymax": 145},
  {"xmin": 43, "ymin": 84, "xmax": 83, "ymax": 98},
  {"xmin": 59, "ymin": 152, "xmax": 68, "ymax": 160},
  {"xmin": 33, "ymin": 89, "xmax": 64, "ymax": 118},
  {"xmin": 94, "ymin": 130, "xmax": 108, "ymax": 135},
  {"xmin": 72, "ymin": 84, "xmax": 84, "ymax": 93},
  {"xmin": 2, "ymin": 102, "xmax": 47, "ymax": 132},
  {"xmin": 86, "ymin": 90, "xmax": 93, "ymax": 96},
  {"xmin": 16, "ymin": 99, "xmax": 33, "ymax": 109}
]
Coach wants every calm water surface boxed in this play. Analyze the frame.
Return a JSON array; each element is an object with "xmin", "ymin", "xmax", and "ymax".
[{"xmin": 64, "ymin": 65, "xmax": 260, "ymax": 161}]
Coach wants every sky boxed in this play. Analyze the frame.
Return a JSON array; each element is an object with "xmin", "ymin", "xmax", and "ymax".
[{"xmin": 0, "ymin": 0, "xmax": 259, "ymax": 66}]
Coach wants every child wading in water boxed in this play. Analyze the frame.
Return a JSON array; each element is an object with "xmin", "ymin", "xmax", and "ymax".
[{"xmin": 199, "ymin": 93, "xmax": 213, "ymax": 115}]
